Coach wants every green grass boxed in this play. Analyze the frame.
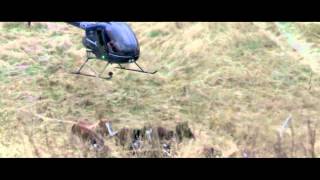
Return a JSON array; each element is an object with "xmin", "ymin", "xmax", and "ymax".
[
  {"xmin": 25, "ymin": 64, "xmax": 43, "ymax": 76},
  {"xmin": 149, "ymin": 30, "xmax": 169, "ymax": 38}
]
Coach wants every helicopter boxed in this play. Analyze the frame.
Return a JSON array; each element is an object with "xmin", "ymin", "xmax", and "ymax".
[{"xmin": 28, "ymin": 22, "xmax": 157, "ymax": 79}]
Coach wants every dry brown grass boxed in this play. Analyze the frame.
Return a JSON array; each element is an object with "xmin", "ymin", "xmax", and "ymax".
[{"xmin": 0, "ymin": 22, "xmax": 320, "ymax": 157}]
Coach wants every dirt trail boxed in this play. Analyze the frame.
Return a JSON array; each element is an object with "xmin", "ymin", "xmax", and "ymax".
[{"xmin": 253, "ymin": 22, "xmax": 320, "ymax": 74}]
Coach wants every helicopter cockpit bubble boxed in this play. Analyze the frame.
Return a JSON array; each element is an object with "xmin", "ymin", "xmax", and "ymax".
[{"xmin": 105, "ymin": 22, "xmax": 140, "ymax": 58}]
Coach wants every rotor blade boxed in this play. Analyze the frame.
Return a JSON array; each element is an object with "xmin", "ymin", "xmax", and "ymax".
[{"xmin": 67, "ymin": 22, "xmax": 97, "ymax": 30}]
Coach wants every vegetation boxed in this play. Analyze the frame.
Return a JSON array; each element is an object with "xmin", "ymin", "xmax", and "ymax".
[{"xmin": 0, "ymin": 22, "xmax": 320, "ymax": 157}]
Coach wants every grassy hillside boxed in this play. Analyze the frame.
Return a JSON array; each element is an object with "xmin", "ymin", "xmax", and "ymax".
[{"xmin": 0, "ymin": 22, "xmax": 320, "ymax": 157}]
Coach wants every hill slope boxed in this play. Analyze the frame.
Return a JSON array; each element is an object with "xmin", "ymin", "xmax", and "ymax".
[{"xmin": 0, "ymin": 22, "xmax": 320, "ymax": 157}]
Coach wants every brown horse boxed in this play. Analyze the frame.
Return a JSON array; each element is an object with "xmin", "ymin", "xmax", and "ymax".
[{"xmin": 71, "ymin": 120, "xmax": 105, "ymax": 150}]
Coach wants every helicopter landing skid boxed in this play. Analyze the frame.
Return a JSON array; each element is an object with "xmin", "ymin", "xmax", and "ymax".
[
  {"xmin": 71, "ymin": 58, "xmax": 113, "ymax": 80},
  {"xmin": 71, "ymin": 71, "xmax": 113, "ymax": 80},
  {"xmin": 115, "ymin": 62, "xmax": 157, "ymax": 74}
]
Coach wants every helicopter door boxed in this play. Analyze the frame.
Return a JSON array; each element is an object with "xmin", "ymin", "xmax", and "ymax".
[{"xmin": 96, "ymin": 29, "xmax": 106, "ymax": 48}]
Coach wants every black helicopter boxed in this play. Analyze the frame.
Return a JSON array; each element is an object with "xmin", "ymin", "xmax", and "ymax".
[{"xmin": 29, "ymin": 22, "xmax": 157, "ymax": 79}]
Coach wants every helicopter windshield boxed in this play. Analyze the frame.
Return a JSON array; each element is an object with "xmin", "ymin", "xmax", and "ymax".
[{"xmin": 106, "ymin": 22, "xmax": 139, "ymax": 53}]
